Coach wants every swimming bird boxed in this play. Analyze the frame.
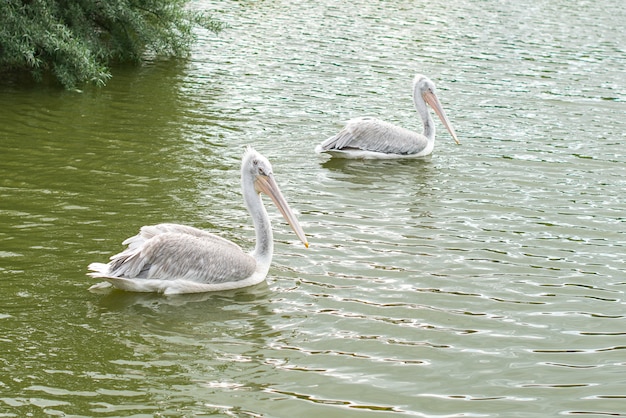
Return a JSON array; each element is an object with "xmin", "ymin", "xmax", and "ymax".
[
  {"xmin": 87, "ymin": 147, "xmax": 308, "ymax": 295},
  {"xmin": 315, "ymin": 74, "xmax": 460, "ymax": 159}
]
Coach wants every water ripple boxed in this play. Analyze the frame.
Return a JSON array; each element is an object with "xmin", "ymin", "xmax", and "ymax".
[{"xmin": 1, "ymin": 0, "xmax": 626, "ymax": 416}]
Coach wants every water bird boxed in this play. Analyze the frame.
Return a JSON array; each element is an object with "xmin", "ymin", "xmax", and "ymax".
[
  {"xmin": 88, "ymin": 147, "xmax": 308, "ymax": 295},
  {"xmin": 315, "ymin": 74, "xmax": 460, "ymax": 159}
]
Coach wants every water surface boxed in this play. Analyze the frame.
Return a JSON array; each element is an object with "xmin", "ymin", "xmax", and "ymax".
[{"xmin": 1, "ymin": 0, "xmax": 625, "ymax": 416}]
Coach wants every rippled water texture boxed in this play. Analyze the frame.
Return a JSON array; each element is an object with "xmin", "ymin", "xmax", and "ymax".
[{"xmin": 1, "ymin": 0, "xmax": 625, "ymax": 416}]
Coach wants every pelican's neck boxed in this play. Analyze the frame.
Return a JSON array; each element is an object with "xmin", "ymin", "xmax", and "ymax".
[
  {"xmin": 242, "ymin": 177, "xmax": 273, "ymax": 267},
  {"xmin": 413, "ymin": 87, "xmax": 436, "ymax": 143}
]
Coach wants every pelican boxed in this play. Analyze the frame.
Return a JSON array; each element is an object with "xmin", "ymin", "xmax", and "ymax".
[
  {"xmin": 87, "ymin": 147, "xmax": 308, "ymax": 295},
  {"xmin": 315, "ymin": 74, "xmax": 460, "ymax": 159}
]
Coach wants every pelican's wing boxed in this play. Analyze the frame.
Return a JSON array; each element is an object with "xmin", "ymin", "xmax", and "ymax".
[
  {"xmin": 89, "ymin": 223, "xmax": 256, "ymax": 284},
  {"xmin": 318, "ymin": 117, "xmax": 428, "ymax": 155}
]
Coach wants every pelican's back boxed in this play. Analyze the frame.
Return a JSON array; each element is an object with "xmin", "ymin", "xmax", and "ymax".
[
  {"xmin": 316, "ymin": 117, "xmax": 430, "ymax": 156},
  {"xmin": 89, "ymin": 223, "xmax": 257, "ymax": 284}
]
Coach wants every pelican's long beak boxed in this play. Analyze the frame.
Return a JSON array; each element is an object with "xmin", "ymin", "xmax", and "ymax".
[
  {"xmin": 255, "ymin": 174, "xmax": 309, "ymax": 248},
  {"xmin": 423, "ymin": 91, "xmax": 461, "ymax": 145}
]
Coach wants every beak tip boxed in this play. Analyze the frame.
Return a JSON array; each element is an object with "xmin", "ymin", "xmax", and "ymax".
[{"xmin": 304, "ymin": 242, "xmax": 309, "ymax": 248}]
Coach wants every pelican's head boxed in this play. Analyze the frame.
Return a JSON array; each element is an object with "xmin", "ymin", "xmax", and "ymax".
[
  {"xmin": 242, "ymin": 147, "xmax": 308, "ymax": 248},
  {"xmin": 413, "ymin": 74, "xmax": 460, "ymax": 145},
  {"xmin": 242, "ymin": 146, "xmax": 274, "ymax": 183}
]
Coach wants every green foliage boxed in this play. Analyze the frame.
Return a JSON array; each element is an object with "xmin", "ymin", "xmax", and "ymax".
[{"xmin": 0, "ymin": 0, "xmax": 224, "ymax": 89}]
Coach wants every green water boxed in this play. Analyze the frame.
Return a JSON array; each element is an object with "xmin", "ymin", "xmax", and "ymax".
[{"xmin": 1, "ymin": 0, "xmax": 625, "ymax": 416}]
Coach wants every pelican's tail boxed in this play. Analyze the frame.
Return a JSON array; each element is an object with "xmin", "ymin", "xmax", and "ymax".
[{"xmin": 87, "ymin": 262, "xmax": 110, "ymax": 278}]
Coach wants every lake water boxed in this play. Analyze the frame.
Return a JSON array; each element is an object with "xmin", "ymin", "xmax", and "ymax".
[{"xmin": 1, "ymin": 0, "xmax": 625, "ymax": 416}]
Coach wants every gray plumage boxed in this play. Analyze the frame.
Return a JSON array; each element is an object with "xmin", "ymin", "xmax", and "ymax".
[
  {"xmin": 105, "ymin": 223, "xmax": 256, "ymax": 283},
  {"xmin": 319, "ymin": 116, "xmax": 430, "ymax": 156}
]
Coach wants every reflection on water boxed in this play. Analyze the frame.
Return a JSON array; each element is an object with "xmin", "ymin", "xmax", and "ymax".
[
  {"xmin": 91, "ymin": 283, "xmax": 271, "ymax": 311},
  {"xmin": 1, "ymin": 0, "xmax": 626, "ymax": 416}
]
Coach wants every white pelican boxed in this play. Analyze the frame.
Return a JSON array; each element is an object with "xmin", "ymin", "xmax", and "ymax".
[
  {"xmin": 315, "ymin": 74, "xmax": 460, "ymax": 159},
  {"xmin": 88, "ymin": 147, "xmax": 308, "ymax": 295}
]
